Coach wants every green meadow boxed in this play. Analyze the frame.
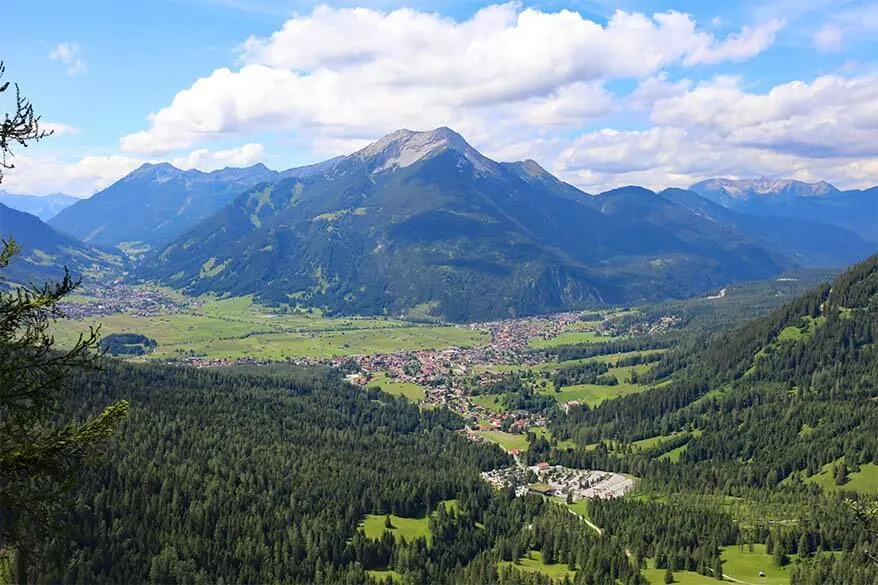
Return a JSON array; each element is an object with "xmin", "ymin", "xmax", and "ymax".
[
  {"xmin": 359, "ymin": 500, "xmax": 459, "ymax": 545},
  {"xmin": 368, "ymin": 373, "xmax": 427, "ymax": 401},
  {"xmin": 54, "ymin": 293, "xmax": 487, "ymax": 360},
  {"xmin": 804, "ymin": 462, "xmax": 878, "ymax": 495},
  {"xmin": 499, "ymin": 550, "xmax": 577, "ymax": 581},
  {"xmin": 643, "ymin": 545, "xmax": 796, "ymax": 585}
]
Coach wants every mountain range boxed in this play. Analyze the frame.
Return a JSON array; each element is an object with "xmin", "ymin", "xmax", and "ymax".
[
  {"xmin": 0, "ymin": 191, "xmax": 78, "ymax": 221},
  {"xmin": 48, "ymin": 159, "xmax": 341, "ymax": 251},
  {"xmin": 689, "ymin": 178, "xmax": 877, "ymax": 242},
  {"xmin": 6, "ymin": 127, "xmax": 876, "ymax": 320}
]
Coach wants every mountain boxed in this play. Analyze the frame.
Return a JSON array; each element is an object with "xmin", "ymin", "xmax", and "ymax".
[
  {"xmin": 48, "ymin": 161, "xmax": 337, "ymax": 252},
  {"xmin": 141, "ymin": 128, "xmax": 791, "ymax": 321},
  {"xmin": 660, "ymin": 187, "xmax": 875, "ymax": 268},
  {"xmin": 0, "ymin": 203, "xmax": 123, "ymax": 284},
  {"xmin": 689, "ymin": 178, "xmax": 878, "ymax": 242},
  {"xmin": 0, "ymin": 191, "xmax": 78, "ymax": 221},
  {"xmin": 689, "ymin": 177, "xmax": 839, "ymax": 205}
]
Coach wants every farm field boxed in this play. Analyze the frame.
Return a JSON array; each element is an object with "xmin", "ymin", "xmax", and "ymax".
[
  {"xmin": 368, "ymin": 373, "xmax": 427, "ymax": 401},
  {"xmin": 359, "ymin": 500, "xmax": 459, "ymax": 545},
  {"xmin": 53, "ymin": 294, "xmax": 487, "ymax": 360},
  {"xmin": 499, "ymin": 550, "xmax": 576, "ymax": 581}
]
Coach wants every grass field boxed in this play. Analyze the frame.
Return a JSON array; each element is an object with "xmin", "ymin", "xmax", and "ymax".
[
  {"xmin": 53, "ymin": 294, "xmax": 487, "ymax": 360},
  {"xmin": 475, "ymin": 430, "xmax": 530, "ymax": 452},
  {"xmin": 528, "ymin": 331, "xmax": 604, "ymax": 349},
  {"xmin": 359, "ymin": 500, "xmax": 458, "ymax": 545},
  {"xmin": 471, "ymin": 394, "xmax": 505, "ymax": 412},
  {"xmin": 643, "ymin": 545, "xmax": 796, "ymax": 585},
  {"xmin": 529, "ymin": 427, "xmax": 576, "ymax": 450},
  {"xmin": 721, "ymin": 545, "xmax": 796, "ymax": 584},
  {"xmin": 366, "ymin": 569, "xmax": 401, "ymax": 583},
  {"xmin": 542, "ymin": 379, "xmax": 646, "ymax": 407},
  {"xmin": 499, "ymin": 550, "xmax": 576, "ymax": 581},
  {"xmin": 368, "ymin": 373, "xmax": 426, "ymax": 401},
  {"xmin": 805, "ymin": 461, "xmax": 878, "ymax": 495}
]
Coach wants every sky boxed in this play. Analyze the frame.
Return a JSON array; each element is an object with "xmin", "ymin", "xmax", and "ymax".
[{"xmin": 2, "ymin": 0, "xmax": 878, "ymax": 197}]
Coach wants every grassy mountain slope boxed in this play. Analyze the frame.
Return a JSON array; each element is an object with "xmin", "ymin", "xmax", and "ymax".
[
  {"xmin": 141, "ymin": 129, "xmax": 789, "ymax": 321},
  {"xmin": 0, "ymin": 203, "xmax": 123, "ymax": 284}
]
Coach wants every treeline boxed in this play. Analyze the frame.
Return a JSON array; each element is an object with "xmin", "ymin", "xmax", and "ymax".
[{"xmin": 551, "ymin": 362, "xmax": 617, "ymax": 390}]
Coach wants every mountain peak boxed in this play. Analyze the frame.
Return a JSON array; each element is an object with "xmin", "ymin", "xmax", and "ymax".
[{"xmin": 354, "ymin": 127, "xmax": 492, "ymax": 174}]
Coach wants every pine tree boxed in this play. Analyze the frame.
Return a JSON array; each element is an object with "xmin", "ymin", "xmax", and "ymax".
[
  {"xmin": 0, "ymin": 62, "xmax": 128, "ymax": 581},
  {"xmin": 664, "ymin": 567, "xmax": 674, "ymax": 584}
]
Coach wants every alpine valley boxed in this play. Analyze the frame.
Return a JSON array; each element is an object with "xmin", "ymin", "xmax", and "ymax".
[{"xmin": 16, "ymin": 127, "xmax": 869, "ymax": 322}]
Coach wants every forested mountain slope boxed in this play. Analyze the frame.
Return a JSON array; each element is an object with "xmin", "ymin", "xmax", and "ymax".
[
  {"xmin": 141, "ymin": 128, "xmax": 790, "ymax": 321},
  {"xmin": 543, "ymin": 254, "xmax": 878, "ymax": 583},
  {"xmin": 27, "ymin": 362, "xmax": 641, "ymax": 585},
  {"xmin": 0, "ymin": 203, "xmax": 122, "ymax": 284}
]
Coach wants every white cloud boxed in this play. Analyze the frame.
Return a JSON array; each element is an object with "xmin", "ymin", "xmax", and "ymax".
[
  {"xmin": 683, "ymin": 18, "xmax": 785, "ymax": 65},
  {"xmin": 554, "ymin": 74, "xmax": 878, "ymax": 192},
  {"xmin": 40, "ymin": 122, "xmax": 80, "ymax": 136},
  {"xmin": 121, "ymin": 4, "xmax": 784, "ymax": 154},
  {"xmin": 172, "ymin": 143, "xmax": 265, "ymax": 171},
  {"xmin": 2, "ymin": 154, "xmax": 143, "ymax": 197},
  {"xmin": 2, "ymin": 144, "xmax": 265, "ymax": 196},
  {"xmin": 49, "ymin": 42, "xmax": 86, "ymax": 76},
  {"xmin": 813, "ymin": 24, "xmax": 844, "ymax": 52},
  {"xmin": 648, "ymin": 75, "xmax": 878, "ymax": 158}
]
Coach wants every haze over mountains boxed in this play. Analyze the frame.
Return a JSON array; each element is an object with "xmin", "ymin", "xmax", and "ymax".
[
  {"xmin": 0, "ymin": 191, "xmax": 78, "ymax": 221},
  {"xmin": 689, "ymin": 178, "xmax": 878, "ymax": 242},
  {"xmin": 5, "ymin": 127, "xmax": 876, "ymax": 320}
]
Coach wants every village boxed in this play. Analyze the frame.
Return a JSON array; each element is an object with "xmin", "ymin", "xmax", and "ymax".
[{"xmin": 58, "ymin": 282, "xmax": 196, "ymax": 319}]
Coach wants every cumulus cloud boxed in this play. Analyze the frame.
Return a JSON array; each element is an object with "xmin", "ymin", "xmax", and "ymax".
[
  {"xmin": 648, "ymin": 75, "xmax": 878, "ymax": 158},
  {"xmin": 555, "ymin": 74, "xmax": 878, "ymax": 192},
  {"xmin": 120, "ymin": 4, "xmax": 784, "ymax": 154},
  {"xmin": 2, "ymin": 154, "xmax": 144, "ymax": 196},
  {"xmin": 49, "ymin": 42, "xmax": 86, "ymax": 76},
  {"xmin": 2, "ymin": 144, "xmax": 265, "ymax": 196},
  {"xmin": 172, "ymin": 143, "xmax": 265, "ymax": 171}
]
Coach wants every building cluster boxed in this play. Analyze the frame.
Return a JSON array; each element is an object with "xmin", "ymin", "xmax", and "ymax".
[
  {"xmin": 59, "ymin": 283, "xmax": 195, "ymax": 319},
  {"xmin": 525, "ymin": 465, "xmax": 635, "ymax": 500}
]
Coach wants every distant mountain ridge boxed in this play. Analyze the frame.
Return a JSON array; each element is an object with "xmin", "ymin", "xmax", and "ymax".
[
  {"xmin": 139, "ymin": 128, "xmax": 799, "ymax": 321},
  {"xmin": 689, "ymin": 178, "xmax": 877, "ymax": 242},
  {"xmin": 48, "ymin": 160, "xmax": 339, "ymax": 251},
  {"xmin": 0, "ymin": 191, "xmax": 78, "ymax": 221}
]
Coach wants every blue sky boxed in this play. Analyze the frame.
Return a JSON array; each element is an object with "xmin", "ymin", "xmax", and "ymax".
[{"xmin": 3, "ymin": 0, "xmax": 877, "ymax": 195}]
